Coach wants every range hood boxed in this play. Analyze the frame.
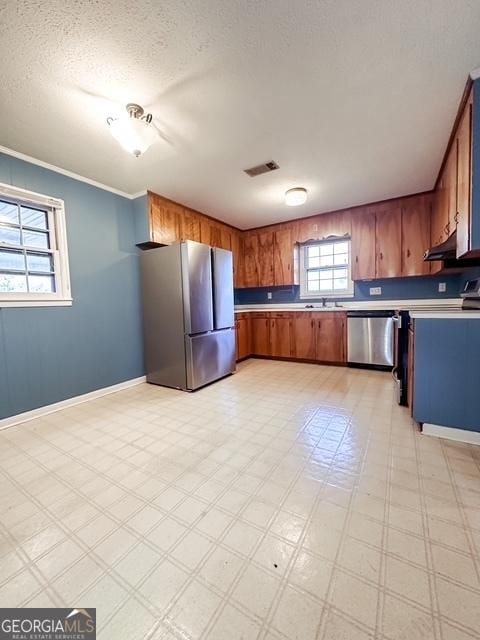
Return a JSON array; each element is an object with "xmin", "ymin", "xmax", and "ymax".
[
  {"xmin": 424, "ymin": 230, "xmax": 480, "ymax": 269},
  {"xmin": 424, "ymin": 231, "xmax": 457, "ymax": 261}
]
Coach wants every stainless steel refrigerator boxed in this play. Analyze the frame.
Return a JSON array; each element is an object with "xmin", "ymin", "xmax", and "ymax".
[{"xmin": 140, "ymin": 240, "xmax": 236, "ymax": 391}]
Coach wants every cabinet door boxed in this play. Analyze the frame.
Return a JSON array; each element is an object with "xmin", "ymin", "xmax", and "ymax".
[
  {"xmin": 237, "ymin": 317, "xmax": 251, "ymax": 360},
  {"xmin": 274, "ymin": 229, "xmax": 293, "ymax": 285},
  {"xmin": 375, "ymin": 205, "xmax": 402, "ymax": 278},
  {"xmin": 200, "ymin": 218, "xmax": 222, "ymax": 247},
  {"xmin": 181, "ymin": 208, "xmax": 201, "ymax": 242},
  {"xmin": 230, "ymin": 232, "xmax": 244, "ymax": 288},
  {"xmin": 270, "ymin": 317, "xmax": 293, "ymax": 358},
  {"xmin": 315, "ymin": 313, "xmax": 346, "ymax": 363},
  {"xmin": 456, "ymin": 94, "xmax": 473, "ymax": 258},
  {"xmin": 351, "ymin": 209, "xmax": 376, "ymax": 280},
  {"xmin": 235, "ymin": 320, "xmax": 240, "ymax": 361},
  {"xmin": 243, "ymin": 232, "xmax": 259, "ymax": 287},
  {"xmin": 257, "ymin": 231, "xmax": 275, "ymax": 286},
  {"xmin": 251, "ymin": 316, "xmax": 270, "ymax": 356},
  {"xmin": 219, "ymin": 226, "xmax": 232, "ymax": 250},
  {"xmin": 445, "ymin": 143, "xmax": 458, "ymax": 240},
  {"xmin": 401, "ymin": 196, "xmax": 431, "ymax": 276},
  {"xmin": 150, "ymin": 195, "xmax": 182, "ymax": 245},
  {"xmin": 293, "ymin": 313, "xmax": 316, "ymax": 359}
]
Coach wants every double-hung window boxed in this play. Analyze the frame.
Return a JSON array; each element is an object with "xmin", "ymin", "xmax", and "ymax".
[
  {"xmin": 0, "ymin": 183, "xmax": 71, "ymax": 307},
  {"xmin": 299, "ymin": 238, "xmax": 353, "ymax": 298}
]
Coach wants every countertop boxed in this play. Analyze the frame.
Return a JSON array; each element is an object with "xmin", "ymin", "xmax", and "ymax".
[
  {"xmin": 235, "ymin": 298, "xmax": 463, "ymax": 313},
  {"xmin": 409, "ymin": 309, "xmax": 480, "ymax": 319}
]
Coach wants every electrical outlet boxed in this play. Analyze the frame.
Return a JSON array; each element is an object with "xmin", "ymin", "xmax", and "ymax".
[
  {"xmin": 267, "ymin": 292, "xmax": 272, "ymax": 300},
  {"xmin": 369, "ymin": 287, "xmax": 382, "ymax": 296},
  {"xmin": 438, "ymin": 282, "xmax": 446, "ymax": 293}
]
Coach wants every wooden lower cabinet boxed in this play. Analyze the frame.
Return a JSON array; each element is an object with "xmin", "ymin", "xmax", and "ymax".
[
  {"xmin": 250, "ymin": 315, "xmax": 270, "ymax": 356},
  {"xmin": 293, "ymin": 313, "xmax": 317, "ymax": 359},
  {"xmin": 315, "ymin": 313, "xmax": 346, "ymax": 362},
  {"xmin": 240, "ymin": 311, "xmax": 347, "ymax": 364},
  {"xmin": 235, "ymin": 314, "xmax": 251, "ymax": 360},
  {"xmin": 270, "ymin": 316, "xmax": 294, "ymax": 357}
]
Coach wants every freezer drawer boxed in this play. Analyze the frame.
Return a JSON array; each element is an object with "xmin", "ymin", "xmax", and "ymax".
[
  {"xmin": 185, "ymin": 328, "xmax": 236, "ymax": 390},
  {"xmin": 347, "ymin": 316, "xmax": 394, "ymax": 367}
]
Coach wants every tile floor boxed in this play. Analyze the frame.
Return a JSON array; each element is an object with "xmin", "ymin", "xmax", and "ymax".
[{"xmin": 0, "ymin": 359, "xmax": 479, "ymax": 639}]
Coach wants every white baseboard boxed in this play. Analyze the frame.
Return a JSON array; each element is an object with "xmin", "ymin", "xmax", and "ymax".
[
  {"xmin": 423, "ymin": 423, "xmax": 480, "ymax": 446},
  {"xmin": 0, "ymin": 376, "xmax": 146, "ymax": 430}
]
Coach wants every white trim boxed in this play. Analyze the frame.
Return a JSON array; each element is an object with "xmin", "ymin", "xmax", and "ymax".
[
  {"xmin": 0, "ymin": 145, "xmax": 138, "ymax": 199},
  {"xmin": 299, "ymin": 238, "xmax": 354, "ymax": 299},
  {"xmin": 0, "ymin": 182, "xmax": 72, "ymax": 306},
  {"xmin": 0, "ymin": 299, "xmax": 72, "ymax": 308},
  {"xmin": 423, "ymin": 423, "xmax": 480, "ymax": 446},
  {"xmin": 0, "ymin": 376, "xmax": 147, "ymax": 430},
  {"xmin": 470, "ymin": 67, "xmax": 480, "ymax": 81},
  {"xmin": 130, "ymin": 190, "xmax": 148, "ymax": 199}
]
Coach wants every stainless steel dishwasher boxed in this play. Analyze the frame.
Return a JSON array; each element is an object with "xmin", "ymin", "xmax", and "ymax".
[{"xmin": 347, "ymin": 311, "xmax": 394, "ymax": 369}]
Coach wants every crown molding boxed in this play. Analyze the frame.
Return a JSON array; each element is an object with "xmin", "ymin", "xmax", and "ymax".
[{"xmin": 0, "ymin": 144, "xmax": 142, "ymax": 199}]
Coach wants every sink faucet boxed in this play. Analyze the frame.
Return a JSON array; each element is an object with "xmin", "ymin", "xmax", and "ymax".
[{"xmin": 322, "ymin": 297, "xmax": 327, "ymax": 307}]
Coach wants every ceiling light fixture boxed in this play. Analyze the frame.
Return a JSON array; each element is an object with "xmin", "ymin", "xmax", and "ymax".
[
  {"xmin": 107, "ymin": 103, "xmax": 158, "ymax": 157},
  {"xmin": 285, "ymin": 187, "xmax": 308, "ymax": 206}
]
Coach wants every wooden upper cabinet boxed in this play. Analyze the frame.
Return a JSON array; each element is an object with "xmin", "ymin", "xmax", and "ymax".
[
  {"xmin": 180, "ymin": 207, "xmax": 201, "ymax": 242},
  {"xmin": 351, "ymin": 208, "xmax": 376, "ymax": 280},
  {"xmin": 375, "ymin": 204, "xmax": 402, "ymax": 278},
  {"xmin": 401, "ymin": 195, "xmax": 431, "ymax": 276},
  {"xmin": 274, "ymin": 229, "xmax": 293, "ymax": 285},
  {"xmin": 230, "ymin": 232, "xmax": 244, "ymax": 288},
  {"xmin": 297, "ymin": 210, "xmax": 351, "ymax": 243},
  {"xmin": 243, "ymin": 231, "xmax": 259, "ymax": 287},
  {"xmin": 315, "ymin": 312, "xmax": 346, "ymax": 363},
  {"xmin": 445, "ymin": 142, "xmax": 458, "ymax": 239},
  {"xmin": 200, "ymin": 218, "xmax": 222, "ymax": 248},
  {"xmin": 456, "ymin": 92, "xmax": 473, "ymax": 258},
  {"xmin": 293, "ymin": 313, "xmax": 316, "ymax": 359},
  {"xmin": 149, "ymin": 193, "xmax": 182, "ymax": 245},
  {"xmin": 219, "ymin": 225, "xmax": 232, "ymax": 250},
  {"xmin": 257, "ymin": 231, "xmax": 275, "ymax": 286}
]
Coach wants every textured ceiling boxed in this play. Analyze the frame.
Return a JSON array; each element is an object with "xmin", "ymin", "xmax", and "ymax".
[{"xmin": 1, "ymin": 1, "xmax": 480, "ymax": 228}]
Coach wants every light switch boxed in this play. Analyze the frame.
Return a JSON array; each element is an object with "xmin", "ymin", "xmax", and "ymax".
[
  {"xmin": 438, "ymin": 282, "xmax": 446, "ymax": 293},
  {"xmin": 267, "ymin": 292, "xmax": 272, "ymax": 300},
  {"xmin": 369, "ymin": 287, "xmax": 382, "ymax": 296}
]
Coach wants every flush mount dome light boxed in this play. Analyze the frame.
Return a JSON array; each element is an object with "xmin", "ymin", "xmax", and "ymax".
[
  {"xmin": 107, "ymin": 103, "xmax": 158, "ymax": 157},
  {"xmin": 285, "ymin": 187, "xmax": 307, "ymax": 206}
]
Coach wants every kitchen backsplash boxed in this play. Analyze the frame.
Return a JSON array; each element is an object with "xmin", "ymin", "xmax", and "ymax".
[{"xmin": 234, "ymin": 270, "xmax": 480, "ymax": 304}]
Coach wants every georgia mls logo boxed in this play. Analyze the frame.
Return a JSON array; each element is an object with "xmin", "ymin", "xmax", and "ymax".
[{"xmin": 0, "ymin": 608, "xmax": 96, "ymax": 640}]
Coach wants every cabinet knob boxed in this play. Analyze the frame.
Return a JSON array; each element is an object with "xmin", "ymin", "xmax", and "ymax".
[
  {"xmin": 355, "ymin": 256, "xmax": 358, "ymax": 263},
  {"xmin": 454, "ymin": 212, "xmax": 459, "ymax": 223},
  {"xmin": 406, "ymin": 248, "xmax": 411, "ymax": 258},
  {"xmin": 379, "ymin": 252, "xmax": 384, "ymax": 260}
]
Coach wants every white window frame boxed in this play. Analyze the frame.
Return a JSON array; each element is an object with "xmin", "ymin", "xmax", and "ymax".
[
  {"xmin": 299, "ymin": 237, "xmax": 354, "ymax": 299},
  {"xmin": 0, "ymin": 182, "xmax": 72, "ymax": 307}
]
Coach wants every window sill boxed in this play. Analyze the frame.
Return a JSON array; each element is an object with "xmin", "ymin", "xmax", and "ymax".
[
  {"xmin": 0, "ymin": 298, "xmax": 73, "ymax": 308},
  {"xmin": 299, "ymin": 292, "xmax": 355, "ymax": 300}
]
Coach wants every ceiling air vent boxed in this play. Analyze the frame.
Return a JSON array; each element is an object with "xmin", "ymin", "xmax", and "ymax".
[{"xmin": 243, "ymin": 160, "xmax": 279, "ymax": 177}]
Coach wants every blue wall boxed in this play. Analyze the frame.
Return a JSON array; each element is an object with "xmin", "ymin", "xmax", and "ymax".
[
  {"xmin": 413, "ymin": 318, "xmax": 480, "ymax": 432},
  {"xmin": 0, "ymin": 153, "xmax": 144, "ymax": 419},
  {"xmin": 234, "ymin": 272, "xmax": 472, "ymax": 305}
]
